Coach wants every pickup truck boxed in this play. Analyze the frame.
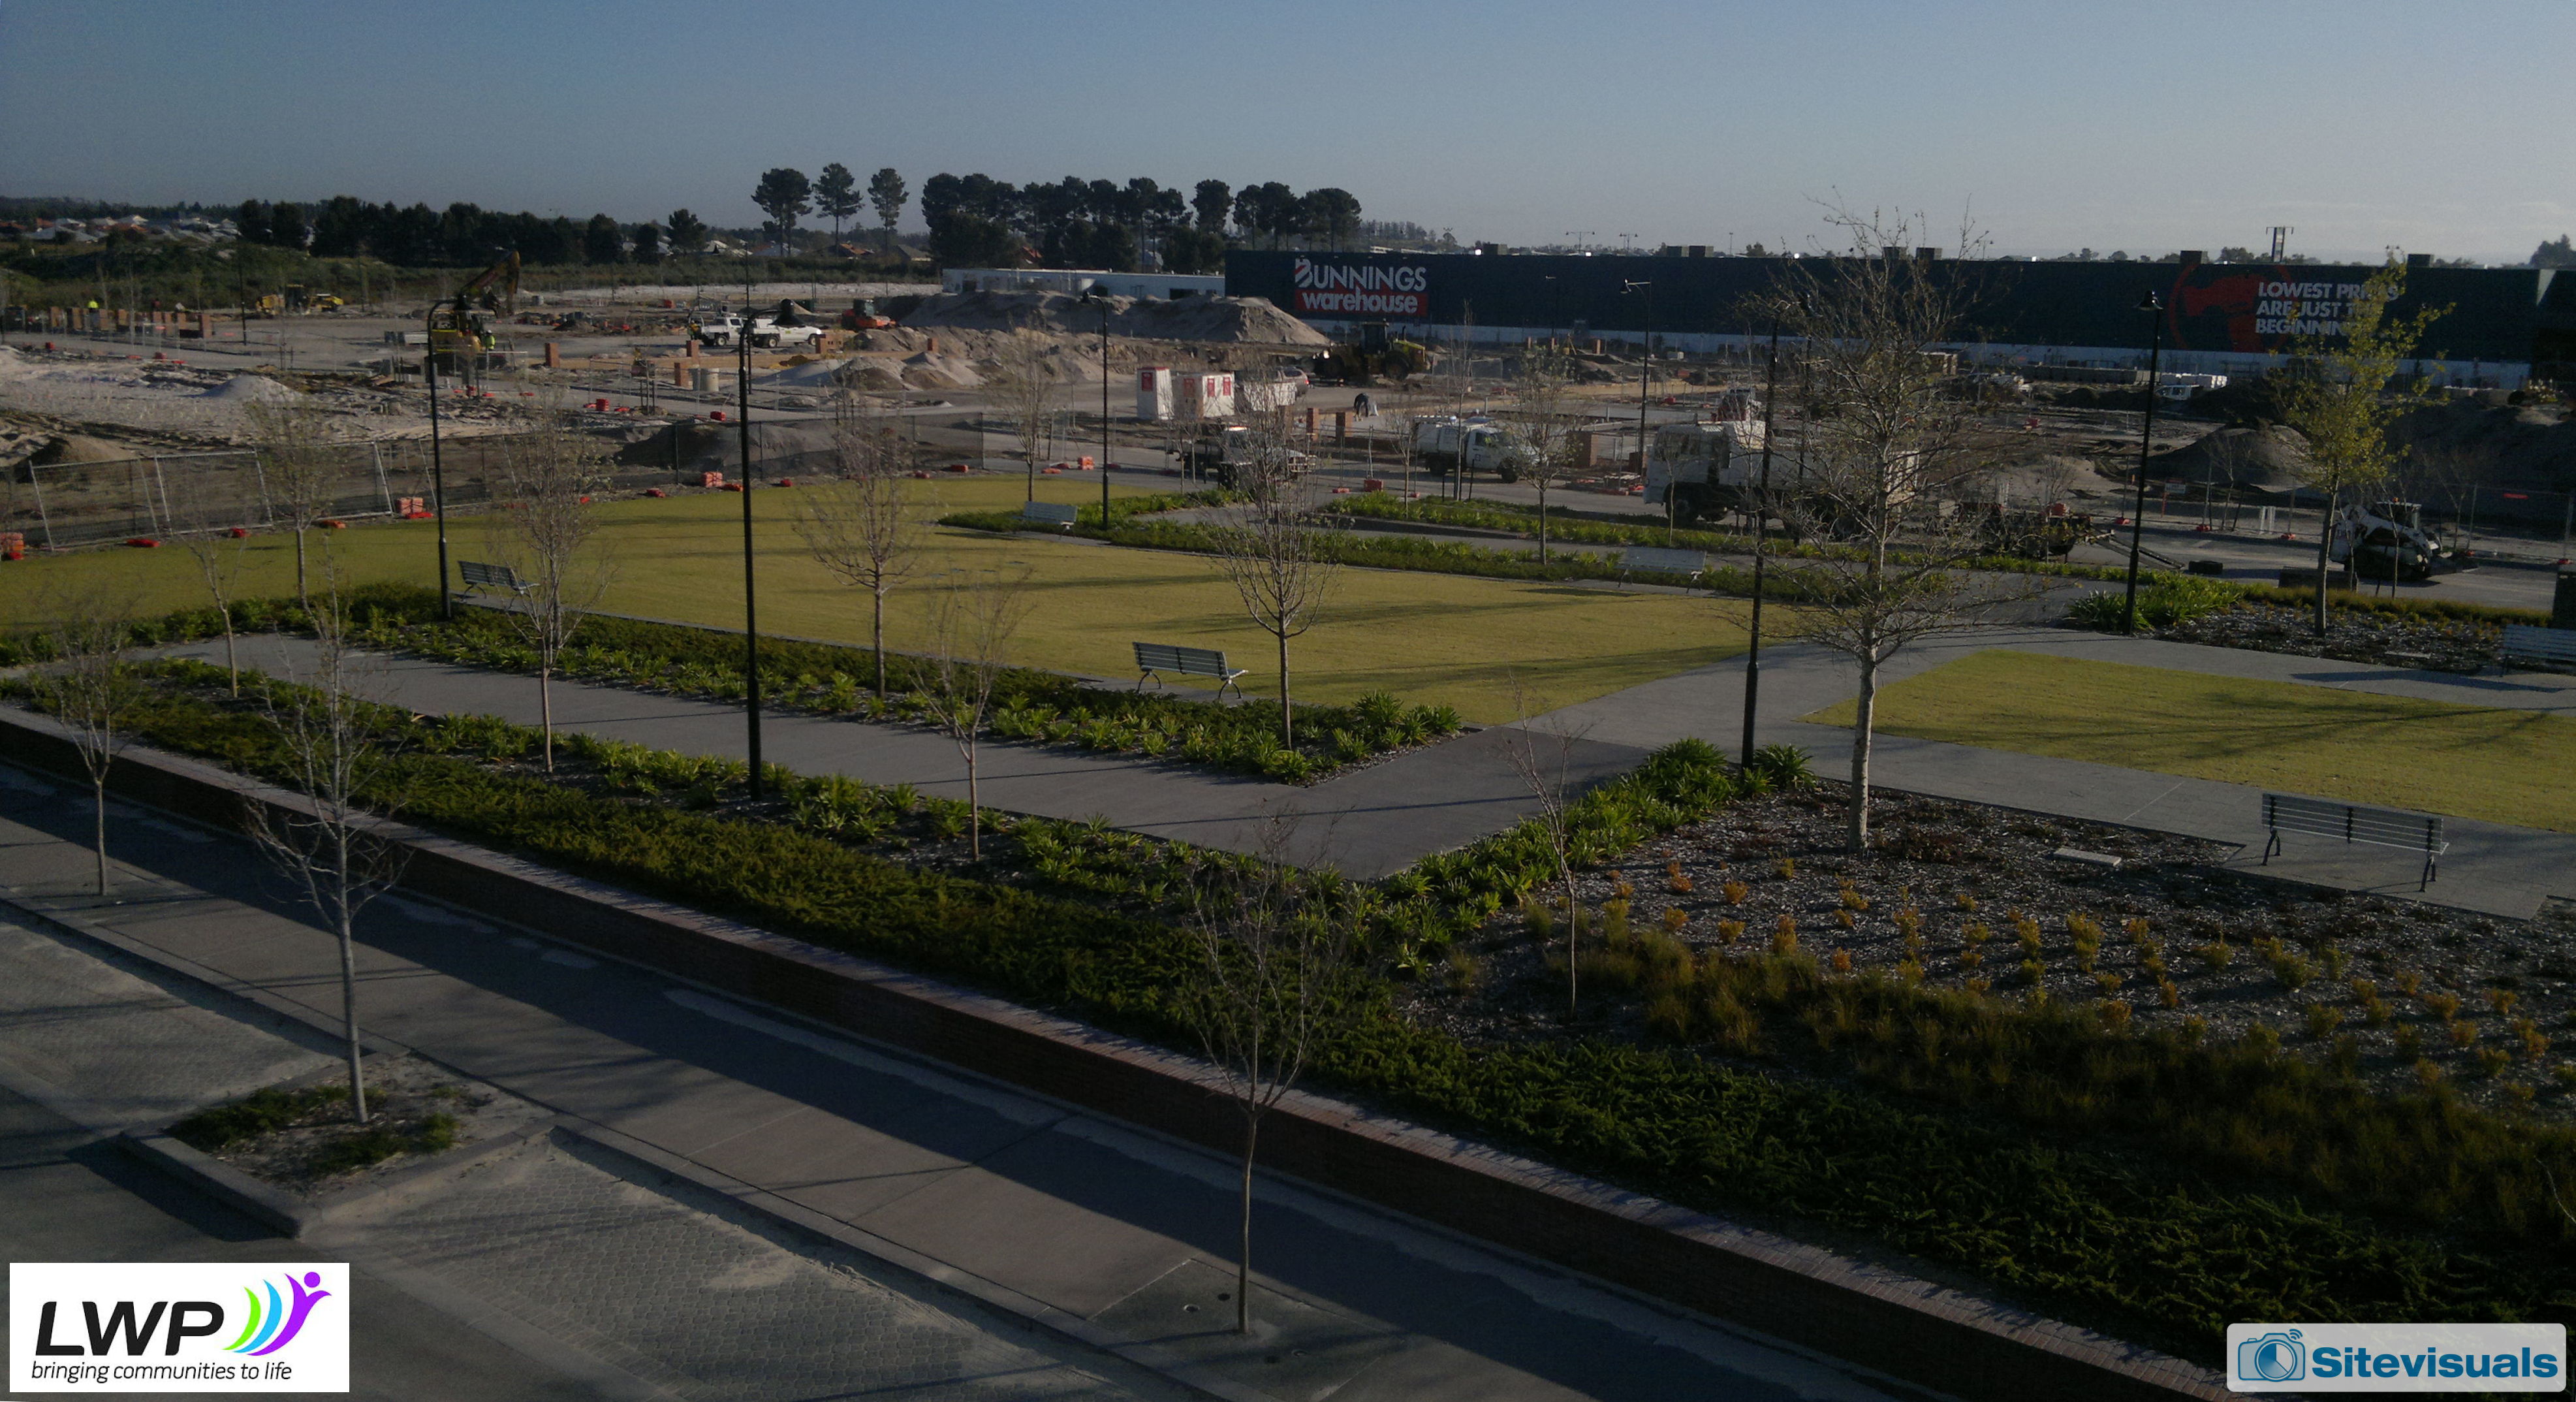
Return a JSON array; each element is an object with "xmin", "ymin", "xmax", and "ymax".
[{"xmin": 691, "ymin": 313, "xmax": 825, "ymax": 351}]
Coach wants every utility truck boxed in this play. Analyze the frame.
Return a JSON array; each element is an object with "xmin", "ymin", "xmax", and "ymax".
[
  {"xmin": 1409, "ymin": 416, "xmax": 1536, "ymax": 482},
  {"xmin": 690, "ymin": 311, "xmax": 825, "ymax": 351},
  {"xmin": 1641, "ymin": 417, "xmax": 1771, "ymax": 523},
  {"xmin": 2327, "ymin": 500, "xmax": 2470, "ymax": 583}
]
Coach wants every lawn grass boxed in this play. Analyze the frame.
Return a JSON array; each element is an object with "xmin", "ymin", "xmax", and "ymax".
[
  {"xmin": 2, "ymin": 476, "xmax": 1752, "ymax": 723},
  {"xmin": 1800, "ymin": 649, "xmax": 2576, "ymax": 832}
]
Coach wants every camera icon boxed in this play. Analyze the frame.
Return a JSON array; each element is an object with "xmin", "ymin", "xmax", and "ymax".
[{"xmin": 2238, "ymin": 1330, "xmax": 2305, "ymax": 1382}]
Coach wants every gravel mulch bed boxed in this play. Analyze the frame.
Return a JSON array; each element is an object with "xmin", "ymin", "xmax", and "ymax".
[
  {"xmin": 1402, "ymin": 785, "xmax": 2576, "ymax": 1115},
  {"xmin": 2148, "ymin": 603, "xmax": 2504, "ymax": 673},
  {"xmin": 173, "ymin": 1056, "xmax": 548, "ymax": 1195}
]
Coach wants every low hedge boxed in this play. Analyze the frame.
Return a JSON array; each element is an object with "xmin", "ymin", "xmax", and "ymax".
[{"xmin": 22, "ymin": 668, "xmax": 2571, "ymax": 1354}]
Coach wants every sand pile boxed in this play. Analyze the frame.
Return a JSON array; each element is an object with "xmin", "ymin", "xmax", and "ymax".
[
  {"xmin": 902, "ymin": 290, "xmax": 1328, "ymax": 346},
  {"xmin": 2148, "ymin": 424, "xmax": 2314, "ymax": 489}
]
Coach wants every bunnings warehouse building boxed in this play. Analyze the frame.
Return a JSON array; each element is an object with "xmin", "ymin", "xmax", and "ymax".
[{"xmin": 1224, "ymin": 249, "xmax": 2576, "ymax": 389}]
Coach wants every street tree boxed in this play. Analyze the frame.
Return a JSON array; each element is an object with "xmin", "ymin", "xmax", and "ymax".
[
  {"xmin": 868, "ymin": 168, "xmax": 907, "ymax": 253},
  {"xmin": 486, "ymin": 408, "xmax": 613, "ymax": 771},
  {"xmin": 1181, "ymin": 823, "xmax": 1357, "ymax": 1335},
  {"xmin": 245, "ymin": 396, "xmax": 343, "ymax": 603},
  {"xmin": 990, "ymin": 335, "xmax": 1059, "ymax": 502},
  {"xmin": 2278, "ymin": 259, "xmax": 2445, "ymax": 637},
  {"xmin": 1511, "ymin": 345, "xmax": 1586, "ymax": 562},
  {"xmin": 1209, "ymin": 421, "xmax": 1341, "ymax": 747},
  {"xmin": 168, "ymin": 461, "xmax": 253, "ymax": 693},
  {"xmin": 815, "ymin": 163, "xmax": 860, "ymax": 246},
  {"xmin": 919, "ymin": 565, "xmax": 1034, "ymax": 861},
  {"xmin": 1500, "ymin": 700, "xmax": 1591, "ymax": 1017},
  {"xmin": 39, "ymin": 586, "xmax": 139, "ymax": 895},
  {"xmin": 1763, "ymin": 210, "xmax": 2033, "ymax": 850},
  {"xmin": 752, "ymin": 168, "xmax": 813, "ymax": 249},
  {"xmin": 795, "ymin": 394, "xmax": 926, "ymax": 697},
  {"xmin": 251, "ymin": 577, "xmax": 409, "ymax": 1124}
]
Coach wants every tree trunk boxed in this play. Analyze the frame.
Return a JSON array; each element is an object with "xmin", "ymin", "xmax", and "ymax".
[
  {"xmin": 294, "ymin": 528, "xmax": 308, "ymax": 604},
  {"xmin": 1276, "ymin": 631, "xmax": 1293, "ymax": 748},
  {"xmin": 872, "ymin": 590, "xmax": 887, "ymax": 697},
  {"xmin": 91, "ymin": 773, "xmax": 108, "ymax": 896},
  {"xmin": 1848, "ymin": 654, "xmax": 1879, "ymax": 852},
  {"xmin": 337, "ymin": 847, "xmax": 368, "ymax": 1124},
  {"xmin": 221, "ymin": 611, "xmax": 239, "ymax": 695},
  {"xmin": 2313, "ymin": 490, "xmax": 2335, "ymax": 639},
  {"xmin": 1236, "ymin": 1111, "xmax": 1259, "ymax": 1335},
  {"xmin": 965, "ymin": 742, "xmax": 981, "ymax": 860},
  {"xmin": 1563, "ymin": 867, "xmax": 1579, "ymax": 1018},
  {"xmin": 1537, "ymin": 486, "xmax": 1549, "ymax": 564},
  {"xmin": 539, "ymin": 660, "xmax": 555, "ymax": 772}
]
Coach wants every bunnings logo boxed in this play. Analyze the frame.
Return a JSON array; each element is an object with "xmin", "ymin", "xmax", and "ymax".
[{"xmin": 10, "ymin": 1262, "xmax": 350, "ymax": 1393}]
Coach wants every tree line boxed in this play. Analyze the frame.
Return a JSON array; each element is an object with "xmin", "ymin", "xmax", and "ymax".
[{"xmin": 913, "ymin": 174, "xmax": 1360, "ymax": 274}]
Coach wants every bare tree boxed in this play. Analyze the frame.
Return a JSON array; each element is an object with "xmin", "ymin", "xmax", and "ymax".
[
  {"xmin": 918, "ymin": 565, "xmax": 1034, "ymax": 860},
  {"xmin": 1208, "ymin": 424, "xmax": 1341, "ymax": 747},
  {"xmin": 990, "ymin": 334, "xmax": 1058, "ymax": 502},
  {"xmin": 168, "ymin": 464, "xmax": 253, "ymax": 694},
  {"xmin": 37, "ymin": 586, "xmax": 138, "ymax": 895},
  {"xmin": 1500, "ymin": 700, "xmax": 1591, "ymax": 1018},
  {"xmin": 249, "ymin": 573, "xmax": 410, "ymax": 1123},
  {"xmin": 1765, "ymin": 210, "xmax": 2035, "ymax": 850},
  {"xmin": 244, "ymin": 396, "xmax": 341, "ymax": 603},
  {"xmin": 1511, "ymin": 346, "xmax": 1586, "ymax": 561},
  {"xmin": 1181, "ymin": 822, "xmax": 1356, "ymax": 1335},
  {"xmin": 486, "ymin": 409, "xmax": 613, "ymax": 771},
  {"xmin": 796, "ymin": 394, "xmax": 927, "ymax": 697}
]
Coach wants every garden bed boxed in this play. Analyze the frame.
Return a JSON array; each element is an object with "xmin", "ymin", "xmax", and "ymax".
[
  {"xmin": 2150, "ymin": 602, "xmax": 2504, "ymax": 673},
  {"xmin": 167, "ymin": 1057, "xmax": 545, "ymax": 1196}
]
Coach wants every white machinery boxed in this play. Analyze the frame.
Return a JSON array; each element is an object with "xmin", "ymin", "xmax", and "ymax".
[
  {"xmin": 2327, "ymin": 500, "xmax": 2469, "ymax": 583},
  {"xmin": 1642, "ymin": 418, "xmax": 1770, "ymax": 523},
  {"xmin": 1409, "ymin": 416, "xmax": 1537, "ymax": 481}
]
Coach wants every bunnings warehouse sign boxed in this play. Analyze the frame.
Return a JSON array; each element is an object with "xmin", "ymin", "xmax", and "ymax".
[{"xmin": 1291, "ymin": 257, "xmax": 1430, "ymax": 318}]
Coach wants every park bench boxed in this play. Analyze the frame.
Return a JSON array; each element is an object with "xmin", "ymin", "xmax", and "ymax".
[
  {"xmin": 456, "ymin": 560, "xmax": 531, "ymax": 597},
  {"xmin": 1020, "ymin": 500, "xmax": 1080, "ymax": 532},
  {"xmin": 2260, "ymin": 792, "xmax": 2448, "ymax": 891},
  {"xmin": 1133, "ymin": 642, "xmax": 1247, "ymax": 701},
  {"xmin": 2501, "ymin": 624, "xmax": 2576, "ymax": 673},
  {"xmin": 1619, "ymin": 545, "xmax": 1706, "ymax": 588}
]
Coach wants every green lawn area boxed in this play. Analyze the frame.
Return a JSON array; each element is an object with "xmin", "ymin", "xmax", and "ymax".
[
  {"xmin": 1800, "ymin": 649, "xmax": 2576, "ymax": 832},
  {"xmin": 3, "ymin": 476, "xmax": 1752, "ymax": 724}
]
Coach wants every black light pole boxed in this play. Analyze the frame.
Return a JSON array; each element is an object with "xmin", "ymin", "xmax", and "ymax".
[
  {"xmin": 739, "ymin": 272, "xmax": 764, "ymax": 799},
  {"xmin": 424, "ymin": 321, "xmax": 453, "ymax": 620},
  {"xmin": 2120, "ymin": 291, "xmax": 2163, "ymax": 635},
  {"xmin": 1083, "ymin": 288, "xmax": 1113, "ymax": 525},
  {"xmin": 1741, "ymin": 313, "xmax": 1783, "ymax": 769},
  {"xmin": 1624, "ymin": 279, "xmax": 1659, "ymax": 540}
]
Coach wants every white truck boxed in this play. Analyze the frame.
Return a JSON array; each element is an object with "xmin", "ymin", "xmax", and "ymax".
[
  {"xmin": 1642, "ymin": 419, "xmax": 1770, "ymax": 523},
  {"xmin": 690, "ymin": 312, "xmax": 825, "ymax": 351},
  {"xmin": 1409, "ymin": 416, "xmax": 1537, "ymax": 482}
]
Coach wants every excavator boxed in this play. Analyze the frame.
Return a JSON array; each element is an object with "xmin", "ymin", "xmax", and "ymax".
[
  {"xmin": 426, "ymin": 251, "xmax": 520, "ymax": 379},
  {"xmin": 2327, "ymin": 499, "xmax": 2470, "ymax": 584}
]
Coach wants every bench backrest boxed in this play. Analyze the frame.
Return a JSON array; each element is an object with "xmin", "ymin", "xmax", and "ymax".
[
  {"xmin": 1020, "ymin": 500, "xmax": 1080, "ymax": 526},
  {"xmin": 1622, "ymin": 546, "xmax": 1705, "ymax": 576},
  {"xmin": 2502, "ymin": 624, "xmax": 2576, "ymax": 664},
  {"xmin": 2263, "ymin": 792, "xmax": 2444, "ymax": 850},
  {"xmin": 457, "ymin": 560, "xmax": 518, "ymax": 586},
  {"xmin": 1134, "ymin": 641, "xmax": 1234, "ymax": 677}
]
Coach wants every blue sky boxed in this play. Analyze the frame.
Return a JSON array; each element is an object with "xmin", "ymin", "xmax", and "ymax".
[{"xmin": 4, "ymin": 0, "xmax": 2567, "ymax": 263}]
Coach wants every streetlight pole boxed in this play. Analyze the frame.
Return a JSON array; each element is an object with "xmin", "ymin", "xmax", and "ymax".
[
  {"xmin": 2120, "ymin": 291, "xmax": 2163, "ymax": 635},
  {"xmin": 424, "ymin": 323, "xmax": 453, "ymax": 620},
  {"xmin": 739, "ymin": 267, "xmax": 764, "ymax": 799},
  {"xmin": 1741, "ymin": 313, "xmax": 1783, "ymax": 770},
  {"xmin": 1624, "ymin": 280, "xmax": 1658, "ymax": 541}
]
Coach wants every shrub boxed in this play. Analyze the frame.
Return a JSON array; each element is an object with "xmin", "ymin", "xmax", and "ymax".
[
  {"xmin": 1746, "ymin": 743, "xmax": 1817, "ymax": 792},
  {"xmin": 2064, "ymin": 573, "xmax": 2250, "ymax": 631}
]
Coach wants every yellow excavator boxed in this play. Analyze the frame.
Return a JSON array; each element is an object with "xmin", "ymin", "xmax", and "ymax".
[{"xmin": 426, "ymin": 251, "xmax": 520, "ymax": 376}]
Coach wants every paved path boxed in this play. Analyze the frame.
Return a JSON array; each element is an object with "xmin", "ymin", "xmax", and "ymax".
[
  {"xmin": 159, "ymin": 636, "xmax": 1648, "ymax": 882},
  {"xmin": 0, "ymin": 773, "xmax": 1923, "ymax": 1402},
  {"xmin": 162, "ymin": 611, "xmax": 2575, "ymax": 916}
]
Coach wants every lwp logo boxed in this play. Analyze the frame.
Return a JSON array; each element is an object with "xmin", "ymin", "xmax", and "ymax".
[{"xmin": 10, "ymin": 1262, "xmax": 350, "ymax": 1392}]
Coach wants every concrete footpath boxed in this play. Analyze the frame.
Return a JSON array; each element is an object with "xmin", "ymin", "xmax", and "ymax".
[{"xmin": 0, "ymin": 766, "xmax": 1924, "ymax": 1402}]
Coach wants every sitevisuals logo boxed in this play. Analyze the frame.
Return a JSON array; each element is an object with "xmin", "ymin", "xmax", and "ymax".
[
  {"xmin": 10, "ymin": 1262, "xmax": 350, "ymax": 1393},
  {"xmin": 2228, "ymin": 1323, "xmax": 2566, "ymax": 1392}
]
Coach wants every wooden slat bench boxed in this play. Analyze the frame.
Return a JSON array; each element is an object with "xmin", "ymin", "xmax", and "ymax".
[
  {"xmin": 456, "ymin": 560, "xmax": 531, "ymax": 597},
  {"xmin": 2502, "ymin": 624, "xmax": 2576, "ymax": 673},
  {"xmin": 1020, "ymin": 500, "xmax": 1080, "ymax": 532},
  {"xmin": 2261, "ymin": 792, "xmax": 2448, "ymax": 891},
  {"xmin": 1620, "ymin": 545, "xmax": 1706, "ymax": 588},
  {"xmin": 1133, "ymin": 642, "xmax": 1246, "ymax": 701}
]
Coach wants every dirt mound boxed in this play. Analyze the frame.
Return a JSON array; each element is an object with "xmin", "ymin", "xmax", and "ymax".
[
  {"xmin": 902, "ymin": 290, "xmax": 1328, "ymax": 346},
  {"xmin": 197, "ymin": 374, "xmax": 301, "ymax": 404},
  {"xmin": 2148, "ymin": 424, "xmax": 2312, "ymax": 489}
]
